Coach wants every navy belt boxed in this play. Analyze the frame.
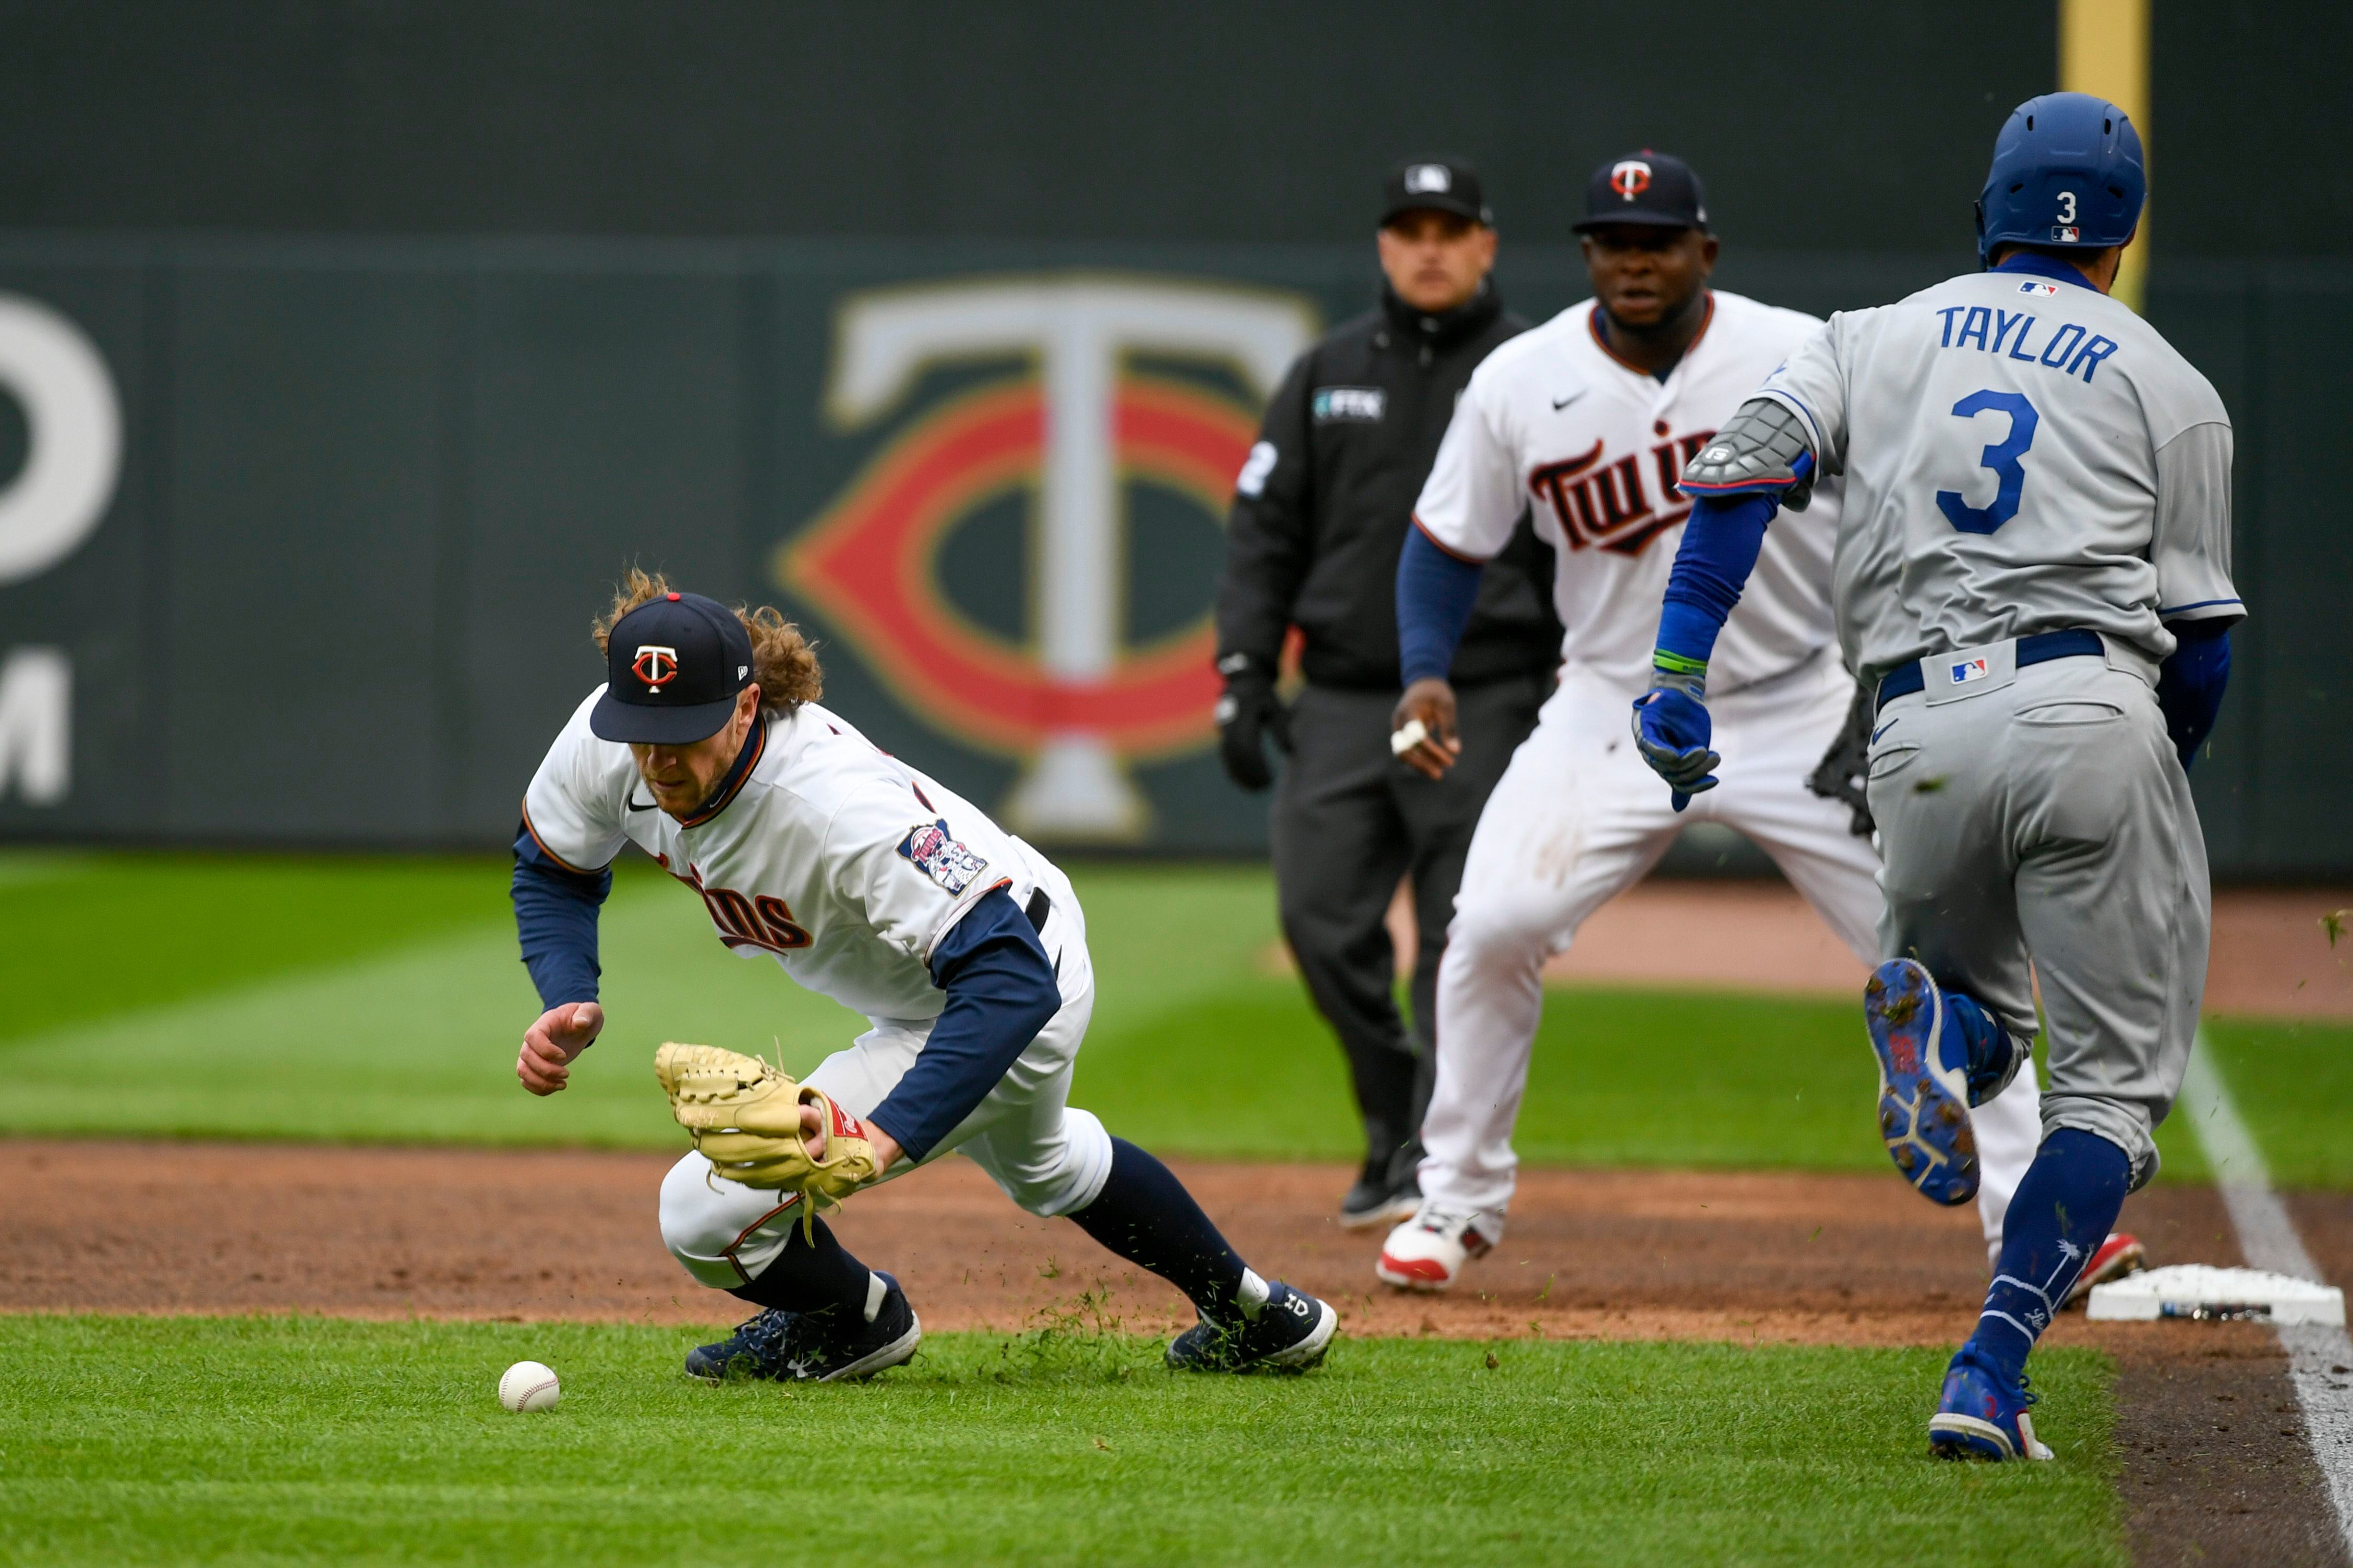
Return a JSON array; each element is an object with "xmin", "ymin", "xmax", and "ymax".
[{"xmin": 1874, "ymin": 629, "xmax": 2105, "ymax": 714}]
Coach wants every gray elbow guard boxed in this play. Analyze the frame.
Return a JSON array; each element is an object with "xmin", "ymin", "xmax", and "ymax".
[{"xmin": 1680, "ymin": 397, "xmax": 1819, "ymax": 512}]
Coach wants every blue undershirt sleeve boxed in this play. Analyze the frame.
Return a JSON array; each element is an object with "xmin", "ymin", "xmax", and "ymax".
[
  {"xmin": 1652, "ymin": 492, "xmax": 1778, "ymax": 677},
  {"xmin": 511, "ymin": 825, "xmax": 610, "ymax": 1010},
  {"xmin": 1396, "ymin": 526, "xmax": 1487, "ymax": 686},
  {"xmin": 867, "ymin": 887, "xmax": 1061, "ymax": 1163},
  {"xmin": 2156, "ymin": 618, "xmax": 2231, "ymax": 771}
]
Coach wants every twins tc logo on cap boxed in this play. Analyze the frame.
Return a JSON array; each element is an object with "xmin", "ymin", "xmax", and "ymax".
[
  {"xmin": 1610, "ymin": 160, "xmax": 1653, "ymax": 200},
  {"xmin": 1949, "ymin": 657, "xmax": 1991, "ymax": 686},
  {"xmin": 632, "ymin": 644, "xmax": 679, "ymax": 692},
  {"xmin": 1403, "ymin": 163, "xmax": 1452, "ymax": 193}
]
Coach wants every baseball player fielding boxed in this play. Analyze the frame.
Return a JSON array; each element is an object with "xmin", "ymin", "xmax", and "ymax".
[{"xmin": 511, "ymin": 572, "xmax": 1337, "ymax": 1382}]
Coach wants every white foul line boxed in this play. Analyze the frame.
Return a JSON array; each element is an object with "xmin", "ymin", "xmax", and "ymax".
[{"xmin": 2179, "ymin": 1030, "xmax": 2353, "ymax": 1553}]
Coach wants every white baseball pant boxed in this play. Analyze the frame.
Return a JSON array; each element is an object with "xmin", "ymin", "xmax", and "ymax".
[{"xmin": 657, "ymin": 861, "xmax": 1116, "ymax": 1289}]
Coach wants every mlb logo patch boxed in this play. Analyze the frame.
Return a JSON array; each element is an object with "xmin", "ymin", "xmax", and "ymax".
[
  {"xmin": 1948, "ymin": 658, "xmax": 1990, "ymax": 686},
  {"xmin": 2052, "ymin": 224, "xmax": 2081, "ymax": 244},
  {"xmin": 898, "ymin": 818, "xmax": 988, "ymax": 894},
  {"xmin": 2018, "ymin": 281, "xmax": 2061, "ymax": 298}
]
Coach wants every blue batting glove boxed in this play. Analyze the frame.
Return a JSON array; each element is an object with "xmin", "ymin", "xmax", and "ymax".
[{"xmin": 1631, "ymin": 685, "xmax": 1720, "ymax": 811}]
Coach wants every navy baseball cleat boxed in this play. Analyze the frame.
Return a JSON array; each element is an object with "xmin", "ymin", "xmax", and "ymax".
[
  {"xmin": 1165, "ymin": 1280, "xmax": 1338, "ymax": 1373},
  {"xmin": 1928, "ymin": 1346, "xmax": 2053, "ymax": 1461},
  {"xmin": 1865, "ymin": 959, "xmax": 1978, "ymax": 1206},
  {"xmin": 684, "ymin": 1271, "xmax": 921, "ymax": 1383}
]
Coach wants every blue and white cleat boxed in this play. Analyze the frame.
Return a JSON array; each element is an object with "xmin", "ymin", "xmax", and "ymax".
[
  {"xmin": 1928, "ymin": 1346, "xmax": 2053, "ymax": 1461},
  {"xmin": 684, "ymin": 1271, "xmax": 921, "ymax": 1383},
  {"xmin": 1166, "ymin": 1279, "xmax": 1337, "ymax": 1373},
  {"xmin": 1864, "ymin": 958, "xmax": 1978, "ymax": 1206}
]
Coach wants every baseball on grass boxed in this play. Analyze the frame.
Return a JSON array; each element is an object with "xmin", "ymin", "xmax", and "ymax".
[{"xmin": 498, "ymin": 1360, "xmax": 562, "ymax": 1413}]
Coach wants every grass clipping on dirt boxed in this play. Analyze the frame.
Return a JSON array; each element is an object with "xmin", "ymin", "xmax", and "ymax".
[{"xmin": 0, "ymin": 1315, "xmax": 2124, "ymax": 1566}]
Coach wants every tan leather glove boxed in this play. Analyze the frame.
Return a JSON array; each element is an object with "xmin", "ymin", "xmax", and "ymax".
[{"xmin": 655, "ymin": 1042, "xmax": 881, "ymax": 1238}]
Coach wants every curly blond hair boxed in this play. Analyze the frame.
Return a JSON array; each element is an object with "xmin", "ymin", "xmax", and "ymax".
[{"xmin": 592, "ymin": 567, "xmax": 823, "ymax": 718}]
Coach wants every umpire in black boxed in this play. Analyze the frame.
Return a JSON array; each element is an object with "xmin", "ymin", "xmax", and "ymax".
[{"xmin": 1214, "ymin": 159, "xmax": 1560, "ymax": 1227}]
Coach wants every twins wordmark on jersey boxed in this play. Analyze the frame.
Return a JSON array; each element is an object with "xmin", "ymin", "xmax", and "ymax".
[
  {"xmin": 1413, "ymin": 290, "xmax": 1842, "ymax": 692},
  {"xmin": 1527, "ymin": 419, "xmax": 1717, "ymax": 557},
  {"xmin": 661, "ymin": 854, "xmax": 814, "ymax": 956}
]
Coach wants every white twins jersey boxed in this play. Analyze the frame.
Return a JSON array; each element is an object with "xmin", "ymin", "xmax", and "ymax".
[
  {"xmin": 523, "ymin": 690, "xmax": 1045, "ymax": 1024},
  {"xmin": 1415, "ymin": 289, "xmax": 1843, "ymax": 694},
  {"xmin": 1755, "ymin": 265, "xmax": 2238, "ymax": 681}
]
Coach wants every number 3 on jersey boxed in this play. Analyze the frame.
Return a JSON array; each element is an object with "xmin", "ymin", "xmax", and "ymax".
[{"xmin": 1935, "ymin": 389, "xmax": 2040, "ymax": 534}]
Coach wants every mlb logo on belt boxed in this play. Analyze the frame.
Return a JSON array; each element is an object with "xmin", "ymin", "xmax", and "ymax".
[{"xmin": 1948, "ymin": 657, "xmax": 1990, "ymax": 686}]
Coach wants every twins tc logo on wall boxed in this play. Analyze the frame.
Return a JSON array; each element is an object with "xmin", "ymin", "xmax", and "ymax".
[{"xmin": 779, "ymin": 277, "xmax": 1317, "ymax": 838}]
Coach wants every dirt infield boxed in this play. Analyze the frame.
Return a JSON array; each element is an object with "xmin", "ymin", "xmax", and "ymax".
[{"xmin": 2, "ymin": 1140, "xmax": 2345, "ymax": 1564}]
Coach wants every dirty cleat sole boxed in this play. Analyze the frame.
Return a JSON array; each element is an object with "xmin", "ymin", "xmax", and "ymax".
[
  {"xmin": 1865, "ymin": 958, "xmax": 1978, "ymax": 1206},
  {"xmin": 1928, "ymin": 1411, "xmax": 2052, "ymax": 1462}
]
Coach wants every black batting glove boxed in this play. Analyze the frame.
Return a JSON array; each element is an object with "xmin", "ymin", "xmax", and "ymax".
[{"xmin": 1213, "ymin": 657, "xmax": 1290, "ymax": 792}]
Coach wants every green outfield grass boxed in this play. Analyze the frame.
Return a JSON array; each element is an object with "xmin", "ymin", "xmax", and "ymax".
[
  {"xmin": 1, "ymin": 851, "xmax": 2345, "ymax": 1186},
  {"xmin": 0, "ymin": 1315, "xmax": 2125, "ymax": 1567}
]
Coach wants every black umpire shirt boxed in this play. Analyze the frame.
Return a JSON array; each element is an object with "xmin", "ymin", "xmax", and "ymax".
[{"xmin": 1216, "ymin": 280, "xmax": 1562, "ymax": 692}]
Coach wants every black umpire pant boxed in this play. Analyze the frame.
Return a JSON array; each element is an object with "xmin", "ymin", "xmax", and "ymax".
[{"xmin": 1270, "ymin": 671, "xmax": 1550, "ymax": 1181}]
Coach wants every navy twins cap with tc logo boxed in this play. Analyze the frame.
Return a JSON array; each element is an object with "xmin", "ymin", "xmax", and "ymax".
[
  {"xmin": 590, "ymin": 591, "xmax": 758, "ymax": 745},
  {"xmin": 1573, "ymin": 150, "xmax": 1709, "ymax": 233}
]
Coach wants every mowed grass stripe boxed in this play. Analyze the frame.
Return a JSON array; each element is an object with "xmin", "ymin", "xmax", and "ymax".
[
  {"xmin": 0, "ymin": 1315, "xmax": 2126, "ymax": 1567},
  {"xmin": 0, "ymin": 853, "xmax": 516, "ymax": 1043},
  {"xmin": 5, "ymin": 852, "xmax": 2347, "ymax": 1184}
]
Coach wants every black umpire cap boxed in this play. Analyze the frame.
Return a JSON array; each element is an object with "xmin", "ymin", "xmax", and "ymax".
[
  {"xmin": 590, "ymin": 591, "xmax": 758, "ymax": 745},
  {"xmin": 1382, "ymin": 157, "xmax": 1493, "ymax": 226},
  {"xmin": 1573, "ymin": 150, "xmax": 1709, "ymax": 233}
]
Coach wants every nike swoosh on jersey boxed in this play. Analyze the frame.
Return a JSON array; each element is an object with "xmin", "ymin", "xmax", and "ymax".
[
  {"xmin": 1551, "ymin": 390, "xmax": 1587, "ymax": 411},
  {"xmin": 1869, "ymin": 719, "xmax": 1899, "ymax": 744},
  {"xmin": 625, "ymin": 793, "xmax": 657, "ymax": 812}
]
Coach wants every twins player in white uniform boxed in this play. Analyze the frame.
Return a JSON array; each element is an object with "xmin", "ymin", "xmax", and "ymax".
[
  {"xmin": 1635, "ymin": 96, "xmax": 2236, "ymax": 1459},
  {"xmin": 511, "ymin": 576, "xmax": 1337, "ymax": 1380},
  {"xmin": 1377, "ymin": 152, "xmax": 2045, "ymax": 1291}
]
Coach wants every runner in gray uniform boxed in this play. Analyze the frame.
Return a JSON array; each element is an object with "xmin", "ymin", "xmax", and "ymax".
[{"xmin": 1631, "ymin": 93, "xmax": 2240, "ymax": 1462}]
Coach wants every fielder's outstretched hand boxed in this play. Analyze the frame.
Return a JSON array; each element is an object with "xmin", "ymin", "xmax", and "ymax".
[
  {"xmin": 1631, "ymin": 686, "xmax": 1720, "ymax": 811},
  {"xmin": 518, "ymin": 1001, "xmax": 604, "ymax": 1095}
]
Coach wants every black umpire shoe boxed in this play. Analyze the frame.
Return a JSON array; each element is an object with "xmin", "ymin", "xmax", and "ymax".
[
  {"xmin": 1338, "ymin": 1161, "xmax": 1422, "ymax": 1232},
  {"xmin": 1165, "ymin": 1280, "xmax": 1338, "ymax": 1373},
  {"xmin": 684, "ymin": 1271, "xmax": 922, "ymax": 1383}
]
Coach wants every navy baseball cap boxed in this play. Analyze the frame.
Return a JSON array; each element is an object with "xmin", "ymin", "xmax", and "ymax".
[
  {"xmin": 589, "ymin": 591, "xmax": 757, "ymax": 745},
  {"xmin": 1573, "ymin": 151, "xmax": 1710, "ymax": 233},
  {"xmin": 1383, "ymin": 157, "xmax": 1493, "ymax": 226}
]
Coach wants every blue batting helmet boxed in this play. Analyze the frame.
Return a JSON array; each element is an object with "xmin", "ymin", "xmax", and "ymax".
[{"xmin": 1975, "ymin": 92, "xmax": 2145, "ymax": 261}]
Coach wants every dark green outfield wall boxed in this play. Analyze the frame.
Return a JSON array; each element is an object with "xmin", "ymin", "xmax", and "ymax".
[{"xmin": 0, "ymin": 3, "xmax": 2342, "ymax": 872}]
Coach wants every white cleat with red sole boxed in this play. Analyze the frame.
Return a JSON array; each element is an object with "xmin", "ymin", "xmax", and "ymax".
[
  {"xmin": 2062, "ymin": 1232, "xmax": 2146, "ymax": 1308},
  {"xmin": 1375, "ymin": 1205, "xmax": 1499, "ymax": 1292}
]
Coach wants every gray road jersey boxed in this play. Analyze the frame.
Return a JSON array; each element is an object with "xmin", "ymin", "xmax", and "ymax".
[{"xmin": 1755, "ymin": 266, "xmax": 2239, "ymax": 683}]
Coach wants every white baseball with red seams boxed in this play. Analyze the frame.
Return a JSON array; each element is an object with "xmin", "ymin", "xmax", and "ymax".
[{"xmin": 498, "ymin": 1360, "xmax": 561, "ymax": 1413}]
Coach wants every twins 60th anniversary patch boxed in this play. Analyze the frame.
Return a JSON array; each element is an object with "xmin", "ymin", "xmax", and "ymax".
[{"xmin": 897, "ymin": 819, "xmax": 988, "ymax": 893}]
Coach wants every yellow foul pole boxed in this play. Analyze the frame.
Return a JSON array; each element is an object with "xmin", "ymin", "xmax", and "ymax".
[{"xmin": 2059, "ymin": 0, "xmax": 2151, "ymax": 311}]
